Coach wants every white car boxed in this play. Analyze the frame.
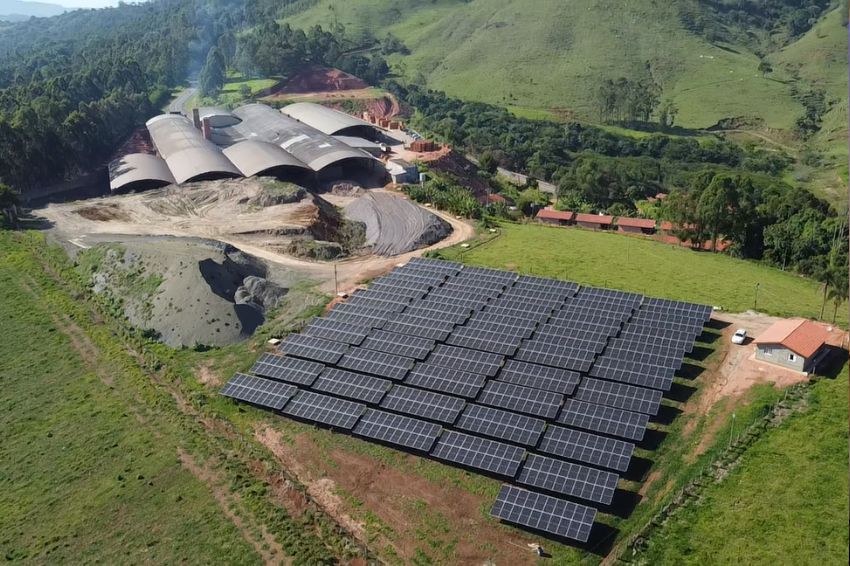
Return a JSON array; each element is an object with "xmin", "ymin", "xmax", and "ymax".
[{"xmin": 731, "ymin": 328, "xmax": 747, "ymax": 344}]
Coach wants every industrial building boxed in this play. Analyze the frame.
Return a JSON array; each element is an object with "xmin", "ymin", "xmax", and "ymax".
[{"xmin": 109, "ymin": 102, "xmax": 386, "ymax": 192}]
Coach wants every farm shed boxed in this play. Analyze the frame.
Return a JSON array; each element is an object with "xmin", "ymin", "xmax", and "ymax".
[
  {"xmin": 616, "ymin": 217, "xmax": 656, "ymax": 235},
  {"xmin": 536, "ymin": 208, "xmax": 574, "ymax": 226},
  {"xmin": 575, "ymin": 213, "xmax": 613, "ymax": 230},
  {"xmin": 387, "ymin": 159, "xmax": 418, "ymax": 184},
  {"xmin": 754, "ymin": 318, "xmax": 830, "ymax": 373}
]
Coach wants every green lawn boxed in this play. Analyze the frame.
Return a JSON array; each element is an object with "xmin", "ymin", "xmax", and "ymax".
[
  {"xmin": 640, "ymin": 365, "xmax": 849, "ymax": 564},
  {"xmin": 0, "ymin": 238, "xmax": 260, "ymax": 564},
  {"xmin": 222, "ymin": 73, "xmax": 279, "ymax": 94},
  {"xmin": 434, "ymin": 223, "xmax": 847, "ymax": 324}
]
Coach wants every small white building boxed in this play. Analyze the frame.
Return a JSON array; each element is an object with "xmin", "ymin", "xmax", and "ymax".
[
  {"xmin": 387, "ymin": 159, "xmax": 418, "ymax": 184},
  {"xmin": 754, "ymin": 318, "xmax": 830, "ymax": 373}
]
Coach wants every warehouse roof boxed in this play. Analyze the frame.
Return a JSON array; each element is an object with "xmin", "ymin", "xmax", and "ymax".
[
  {"xmin": 575, "ymin": 213, "xmax": 613, "ymax": 225},
  {"xmin": 108, "ymin": 153, "xmax": 176, "ymax": 192},
  {"xmin": 145, "ymin": 114, "xmax": 241, "ymax": 183},
  {"xmin": 282, "ymin": 102, "xmax": 376, "ymax": 136},
  {"xmin": 222, "ymin": 140, "xmax": 310, "ymax": 177},
  {"xmin": 229, "ymin": 104, "xmax": 376, "ymax": 172},
  {"xmin": 755, "ymin": 319, "xmax": 829, "ymax": 358},
  {"xmin": 537, "ymin": 208, "xmax": 574, "ymax": 221}
]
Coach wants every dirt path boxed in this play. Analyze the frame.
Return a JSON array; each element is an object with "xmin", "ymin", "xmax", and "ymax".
[{"xmin": 178, "ymin": 450, "xmax": 291, "ymax": 566}]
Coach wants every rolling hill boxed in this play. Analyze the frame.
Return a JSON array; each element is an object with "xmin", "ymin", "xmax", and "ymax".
[
  {"xmin": 0, "ymin": 0, "xmax": 66, "ymax": 21},
  {"xmin": 285, "ymin": 0, "xmax": 847, "ymax": 133}
]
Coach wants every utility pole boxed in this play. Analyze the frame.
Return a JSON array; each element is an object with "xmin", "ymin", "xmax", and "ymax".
[{"xmin": 753, "ymin": 282, "xmax": 760, "ymax": 311}]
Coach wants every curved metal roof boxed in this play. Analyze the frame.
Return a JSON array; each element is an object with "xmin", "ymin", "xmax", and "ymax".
[
  {"xmin": 108, "ymin": 153, "xmax": 176, "ymax": 191},
  {"xmin": 281, "ymin": 102, "xmax": 376, "ymax": 136},
  {"xmin": 164, "ymin": 147, "xmax": 241, "ymax": 184},
  {"xmin": 229, "ymin": 104, "xmax": 376, "ymax": 172},
  {"xmin": 223, "ymin": 140, "xmax": 311, "ymax": 177},
  {"xmin": 145, "ymin": 113, "xmax": 242, "ymax": 184}
]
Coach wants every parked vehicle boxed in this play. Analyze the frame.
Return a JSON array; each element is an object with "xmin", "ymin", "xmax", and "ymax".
[{"xmin": 731, "ymin": 328, "xmax": 747, "ymax": 344}]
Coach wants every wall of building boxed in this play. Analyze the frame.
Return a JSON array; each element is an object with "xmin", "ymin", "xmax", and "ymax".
[
  {"xmin": 755, "ymin": 344, "xmax": 807, "ymax": 372},
  {"xmin": 618, "ymin": 225, "xmax": 653, "ymax": 235},
  {"xmin": 576, "ymin": 221, "xmax": 609, "ymax": 230}
]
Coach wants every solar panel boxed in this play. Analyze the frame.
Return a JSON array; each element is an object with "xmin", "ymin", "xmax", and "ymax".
[
  {"xmin": 220, "ymin": 373, "xmax": 298, "ymax": 410},
  {"xmin": 405, "ymin": 363, "xmax": 488, "ymax": 398},
  {"xmin": 323, "ymin": 310, "xmax": 388, "ymax": 329},
  {"xmin": 312, "ymin": 368, "xmax": 393, "ymax": 404},
  {"xmin": 462, "ymin": 319, "xmax": 537, "ymax": 339},
  {"xmin": 379, "ymin": 385, "xmax": 466, "ymax": 424},
  {"xmin": 497, "ymin": 359, "xmax": 581, "ymax": 395},
  {"xmin": 527, "ymin": 332, "xmax": 608, "ymax": 353},
  {"xmin": 381, "ymin": 320, "xmax": 454, "ymax": 342},
  {"xmin": 602, "ymin": 346, "xmax": 683, "ymax": 370},
  {"xmin": 589, "ymin": 357, "xmax": 674, "ymax": 390},
  {"xmin": 557, "ymin": 399, "xmax": 649, "ymax": 441},
  {"xmin": 346, "ymin": 294, "xmax": 410, "ymax": 312},
  {"xmin": 367, "ymin": 284, "xmax": 429, "ymax": 300},
  {"xmin": 303, "ymin": 318, "xmax": 370, "ymax": 345},
  {"xmin": 490, "ymin": 485, "xmax": 596, "ymax": 543},
  {"xmin": 353, "ymin": 409, "xmax": 442, "ymax": 452},
  {"xmin": 422, "ymin": 295, "xmax": 489, "ymax": 310},
  {"xmin": 361, "ymin": 330, "xmax": 436, "ymax": 360},
  {"xmin": 427, "ymin": 344, "xmax": 505, "ymax": 377},
  {"xmin": 339, "ymin": 347, "xmax": 415, "ymax": 380},
  {"xmin": 469, "ymin": 312, "xmax": 540, "ymax": 332},
  {"xmin": 574, "ymin": 377, "xmax": 663, "ymax": 415},
  {"xmin": 514, "ymin": 343, "xmax": 595, "ymax": 373},
  {"xmin": 515, "ymin": 275, "xmax": 579, "ymax": 295},
  {"xmin": 404, "ymin": 303, "xmax": 472, "ymax": 324},
  {"xmin": 405, "ymin": 257, "xmax": 463, "ymax": 274},
  {"xmin": 446, "ymin": 328, "xmax": 522, "ymax": 356},
  {"xmin": 282, "ymin": 390, "xmax": 366, "ymax": 429},
  {"xmin": 538, "ymin": 424, "xmax": 635, "ymax": 472},
  {"xmin": 430, "ymin": 430, "xmax": 525, "ymax": 477},
  {"xmin": 278, "ymin": 334, "xmax": 349, "ymax": 364},
  {"xmin": 483, "ymin": 305, "xmax": 552, "ymax": 322},
  {"xmin": 455, "ymin": 403, "xmax": 546, "ymax": 446},
  {"xmin": 250, "ymin": 353, "xmax": 325, "ymax": 386},
  {"xmin": 477, "ymin": 381, "xmax": 564, "ymax": 419},
  {"xmin": 517, "ymin": 453, "xmax": 619, "ymax": 505}
]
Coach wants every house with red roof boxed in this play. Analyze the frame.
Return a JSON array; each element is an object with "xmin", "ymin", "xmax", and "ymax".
[
  {"xmin": 754, "ymin": 319, "xmax": 831, "ymax": 373},
  {"xmin": 616, "ymin": 217, "xmax": 656, "ymax": 235},
  {"xmin": 536, "ymin": 208, "xmax": 575, "ymax": 226},
  {"xmin": 575, "ymin": 213, "xmax": 613, "ymax": 230}
]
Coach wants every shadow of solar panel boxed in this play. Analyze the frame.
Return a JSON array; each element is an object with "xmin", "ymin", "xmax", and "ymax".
[
  {"xmin": 427, "ymin": 344, "xmax": 505, "ymax": 377},
  {"xmin": 303, "ymin": 318, "xmax": 370, "ymax": 345},
  {"xmin": 477, "ymin": 381, "xmax": 564, "ymax": 419},
  {"xmin": 379, "ymin": 385, "xmax": 466, "ymax": 423},
  {"xmin": 250, "ymin": 353, "xmax": 324, "ymax": 386},
  {"xmin": 430, "ymin": 430, "xmax": 525, "ymax": 477},
  {"xmin": 590, "ymin": 358, "xmax": 674, "ymax": 390},
  {"xmin": 313, "ymin": 368, "xmax": 393, "ymax": 404},
  {"xmin": 518, "ymin": 453, "xmax": 619, "ymax": 505},
  {"xmin": 455, "ymin": 404, "xmax": 546, "ymax": 446},
  {"xmin": 278, "ymin": 334, "xmax": 350, "ymax": 364},
  {"xmin": 362, "ymin": 330, "xmax": 436, "ymax": 360},
  {"xmin": 339, "ymin": 347, "xmax": 414, "ymax": 380},
  {"xmin": 282, "ymin": 390, "xmax": 366, "ymax": 429},
  {"xmin": 446, "ymin": 329, "xmax": 522, "ymax": 356},
  {"xmin": 405, "ymin": 363, "xmax": 488, "ymax": 398},
  {"xmin": 353, "ymin": 409, "xmax": 442, "ymax": 452},
  {"xmin": 497, "ymin": 360, "xmax": 581, "ymax": 395},
  {"xmin": 490, "ymin": 485, "xmax": 596, "ymax": 543},
  {"xmin": 557, "ymin": 399, "xmax": 649, "ymax": 441},
  {"xmin": 538, "ymin": 424, "xmax": 635, "ymax": 472},
  {"xmin": 220, "ymin": 373, "xmax": 298, "ymax": 410},
  {"xmin": 574, "ymin": 377, "xmax": 663, "ymax": 416}
]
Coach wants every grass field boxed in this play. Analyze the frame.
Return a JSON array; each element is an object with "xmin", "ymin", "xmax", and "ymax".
[
  {"xmin": 434, "ymin": 223, "xmax": 847, "ymax": 325},
  {"xmin": 285, "ymin": 1, "xmax": 846, "ymax": 130},
  {"xmin": 640, "ymin": 365, "xmax": 849, "ymax": 564},
  {"xmin": 0, "ymin": 238, "xmax": 260, "ymax": 564}
]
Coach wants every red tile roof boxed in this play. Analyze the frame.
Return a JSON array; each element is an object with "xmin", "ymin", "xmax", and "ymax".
[
  {"xmin": 616, "ymin": 217, "xmax": 656, "ymax": 229},
  {"xmin": 755, "ymin": 319, "xmax": 830, "ymax": 358},
  {"xmin": 659, "ymin": 221, "xmax": 674, "ymax": 232},
  {"xmin": 537, "ymin": 208, "xmax": 574, "ymax": 221},
  {"xmin": 575, "ymin": 213, "xmax": 613, "ymax": 225}
]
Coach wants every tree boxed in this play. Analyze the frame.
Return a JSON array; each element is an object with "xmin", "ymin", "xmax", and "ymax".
[
  {"xmin": 199, "ymin": 47, "xmax": 226, "ymax": 97},
  {"xmin": 698, "ymin": 175, "xmax": 738, "ymax": 252},
  {"xmin": 515, "ymin": 187, "xmax": 549, "ymax": 217},
  {"xmin": 757, "ymin": 60, "xmax": 773, "ymax": 78},
  {"xmin": 658, "ymin": 100, "xmax": 678, "ymax": 129},
  {"xmin": 479, "ymin": 151, "xmax": 499, "ymax": 174}
]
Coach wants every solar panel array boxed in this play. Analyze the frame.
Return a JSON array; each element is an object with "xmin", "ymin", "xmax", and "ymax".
[{"xmin": 221, "ymin": 256, "xmax": 711, "ymax": 542}]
